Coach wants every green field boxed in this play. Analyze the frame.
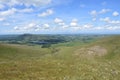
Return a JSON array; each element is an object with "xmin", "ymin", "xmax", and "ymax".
[{"xmin": 0, "ymin": 35, "xmax": 120, "ymax": 80}]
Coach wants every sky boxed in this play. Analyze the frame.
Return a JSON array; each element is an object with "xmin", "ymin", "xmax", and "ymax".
[{"xmin": 0, "ymin": 0, "xmax": 120, "ymax": 34}]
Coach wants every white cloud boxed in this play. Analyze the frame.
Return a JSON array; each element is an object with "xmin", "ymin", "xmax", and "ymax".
[
  {"xmin": 113, "ymin": 11, "xmax": 119, "ymax": 16},
  {"xmin": 22, "ymin": 23, "xmax": 36, "ymax": 30},
  {"xmin": 70, "ymin": 22, "xmax": 120, "ymax": 31},
  {"xmin": 90, "ymin": 9, "xmax": 111, "ymax": 21},
  {"xmin": 8, "ymin": 0, "xmax": 20, "ymax": 6},
  {"xmin": 0, "ymin": 8, "xmax": 33, "ymax": 17},
  {"xmin": 35, "ymin": 28, "xmax": 40, "ymax": 31},
  {"xmin": 70, "ymin": 22, "xmax": 77, "ymax": 26},
  {"xmin": 38, "ymin": 9, "xmax": 54, "ymax": 17},
  {"xmin": 13, "ymin": 22, "xmax": 40, "ymax": 32},
  {"xmin": 90, "ymin": 10, "xmax": 97, "ymax": 17},
  {"xmin": 21, "ymin": 0, "xmax": 52, "ymax": 7},
  {"xmin": 109, "ymin": 20, "xmax": 120, "ymax": 24},
  {"xmin": 70, "ymin": 24, "xmax": 94, "ymax": 31},
  {"xmin": 100, "ymin": 17, "xmax": 110, "ymax": 22},
  {"xmin": 13, "ymin": 22, "xmax": 55, "ymax": 32},
  {"xmin": 100, "ymin": 17, "xmax": 120, "ymax": 24},
  {"xmin": 0, "ymin": 18, "xmax": 5, "ymax": 21},
  {"xmin": 54, "ymin": 18, "xmax": 63, "ymax": 23},
  {"xmin": 83, "ymin": 24, "xmax": 93, "ymax": 29},
  {"xmin": 12, "ymin": 17, "xmax": 120, "ymax": 33},
  {"xmin": 99, "ymin": 9, "xmax": 110, "ymax": 14},
  {"xmin": 54, "ymin": 18, "xmax": 66, "ymax": 28},
  {"xmin": 14, "ymin": 26, "xmax": 19, "ymax": 30},
  {"xmin": 0, "ymin": 8, "xmax": 17, "ymax": 16},
  {"xmin": 0, "ymin": 0, "xmax": 52, "ymax": 7},
  {"xmin": 58, "ymin": 22, "xmax": 65, "ymax": 26},
  {"xmin": 72, "ymin": 27, "xmax": 81, "ymax": 30},
  {"xmin": 94, "ymin": 27, "xmax": 104, "ymax": 30},
  {"xmin": 43, "ymin": 24, "xmax": 50, "ymax": 29},
  {"xmin": 106, "ymin": 26, "xmax": 120, "ymax": 30},
  {"xmin": 90, "ymin": 9, "xmax": 111, "ymax": 16},
  {"xmin": 70, "ymin": 19, "xmax": 78, "ymax": 27}
]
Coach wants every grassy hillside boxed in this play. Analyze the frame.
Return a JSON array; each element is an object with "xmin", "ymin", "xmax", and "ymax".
[{"xmin": 0, "ymin": 35, "xmax": 120, "ymax": 80}]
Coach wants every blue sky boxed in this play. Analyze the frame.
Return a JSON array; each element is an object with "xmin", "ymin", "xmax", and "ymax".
[{"xmin": 0, "ymin": 0, "xmax": 120, "ymax": 34}]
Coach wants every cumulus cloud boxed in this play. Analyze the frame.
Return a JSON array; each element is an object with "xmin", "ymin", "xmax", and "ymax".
[
  {"xmin": 90, "ymin": 9, "xmax": 111, "ymax": 21},
  {"xmin": 13, "ymin": 22, "xmax": 40, "ymax": 32},
  {"xmin": 99, "ymin": 9, "xmax": 111, "ymax": 14},
  {"xmin": 100, "ymin": 17, "xmax": 120, "ymax": 24},
  {"xmin": 70, "ymin": 19, "xmax": 78, "ymax": 27},
  {"xmin": 54, "ymin": 18, "xmax": 63, "ymax": 23},
  {"xmin": 0, "ymin": 0, "xmax": 52, "ymax": 7},
  {"xmin": 0, "ymin": 8, "xmax": 16, "ymax": 16},
  {"xmin": 12, "ymin": 17, "xmax": 120, "ymax": 33},
  {"xmin": 105, "ymin": 25, "xmax": 120, "ymax": 30},
  {"xmin": 38, "ymin": 9, "xmax": 54, "ymax": 17},
  {"xmin": 42, "ymin": 24, "xmax": 50, "ymax": 29},
  {"xmin": 90, "ymin": 10, "xmax": 98, "ymax": 21},
  {"xmin": 70, "ymin": 22, "xmax": 77, "ymax": 27},
  {"xmin": 21, "ymin": 0, "xmax": 52, "ymax": 7},
  {"xmin": 90, "ymin": 9, "xmax": 111, "ymax": 16},
  {"xmin": 13, "ymin": 22, "xmax": 51, "ymax": 32},
  {"xmin": 0, "ymin": 8, "xmax": 33, "ymax": 17},
  {"xmin": 0, "ymin": 18, "xmax": 5, "ymax": 21},
  {"xmin": 18, "ymin": 23, "xmax": 38, "ymax": 31},
  {"xmin": 90, "ymin": 10, "xmax": 97, "ymax": 17},
  {"xmin": 14, "ymin": 26, "xmax": 19, "ymax": 30},
  {"xmin": 83, "ymin": 24, "xmax": 93, "ymax": 29},
  {"xmin": 113, "ymin": 11, "xmax": 119, "ymax": 16},
  {"xmin": 100, "ymin": 17, "xmax": 110, "ymax": 22},
  {"xmin": 58, "ymin": 22, "xmax": 65, "ymax": 26},
  {"xmin": 0, "ymin": 8, "xmax": 33, "ymax": 23},
  {"xmin": 54, "ymin": 18, "xmax": 67, "ymax": 28},
  {"xmin": 53, "ymin": 18, "xmax": 120, "ymax": 31},
  {"xmin": 94, "ymin": 27, "xmax": 104, "ymax": 30},
  {"xmin": 8, "ymin": 0, "xmax": 20, "ymax": 6},
  {"xmin": 109, "ymin": 20, "xmax": 120, "ymax": 24},
  {"xmin": 81, "ymin": 24, "xmax": 120, "ymax": 31}
]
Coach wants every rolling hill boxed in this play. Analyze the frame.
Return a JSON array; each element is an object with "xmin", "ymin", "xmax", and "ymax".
[{"xmin": 0, "ymin": 35, "xmax": 120, "ymax": 80}]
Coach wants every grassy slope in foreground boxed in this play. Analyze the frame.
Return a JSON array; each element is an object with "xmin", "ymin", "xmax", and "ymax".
[{"xmin": 0, "ymin": 36, "xmax": 120, "ymax": 80}]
